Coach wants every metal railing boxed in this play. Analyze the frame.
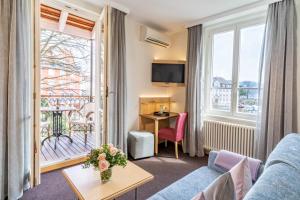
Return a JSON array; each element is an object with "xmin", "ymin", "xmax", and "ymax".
[
  {"xmin": 40, "ymin": 95, "xmax": 95, "ymax": 138},
  {"xmin": 41, "ymin": 95, "xmax": 95, "ymax": 109}
]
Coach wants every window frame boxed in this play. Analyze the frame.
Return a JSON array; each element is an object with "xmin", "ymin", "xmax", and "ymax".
[{"xmin": 204, "ymin": 16, "xmax": 266, "ymax": 122}]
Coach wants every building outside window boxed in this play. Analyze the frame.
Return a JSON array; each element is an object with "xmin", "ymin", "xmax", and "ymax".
[{"xmin": 40, "ymin": 29, "xmax": 92, "ymax": 97}]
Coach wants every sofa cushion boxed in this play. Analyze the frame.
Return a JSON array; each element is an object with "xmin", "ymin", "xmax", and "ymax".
[
  {"xmin": 265, "ymin": 133, "xmax": 300, "ymax": 170},
  {"xmin": 244, "ymin": 163, "xmax": 300, "ymax": 200},
  {"xmin": 215, "ymin": 150, "xmax": 261, "ymax": 181},
  {"xmin": 208, "ymin": 151, "xmax": 264, "ymax": 182},
  {"xmin": 147, "ymin": 166, "xmax": 222, "ymax": 200},
  {"xmin": 207, "ymin": 151, "xmax": 228, "ymax": 173}
]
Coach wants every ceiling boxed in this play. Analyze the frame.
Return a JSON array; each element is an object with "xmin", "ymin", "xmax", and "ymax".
[{"xmin": 83, "ymin": 0, "xmax": 261, "ymax": 34}]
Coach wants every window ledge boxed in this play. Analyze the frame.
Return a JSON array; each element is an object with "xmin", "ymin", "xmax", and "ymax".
[{"xmin": 204, "ymin": 114, "xmax": 256, "ymax": 127}]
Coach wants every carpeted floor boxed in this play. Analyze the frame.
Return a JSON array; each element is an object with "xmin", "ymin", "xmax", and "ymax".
[{"xmin": 22, "ymin": 143, "xmax": 208, "ymax": 200}]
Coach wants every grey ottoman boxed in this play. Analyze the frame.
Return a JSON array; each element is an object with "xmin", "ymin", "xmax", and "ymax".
[{"xmin": 128, "ymin": 131, "xmax": 154, "ymax": 159}]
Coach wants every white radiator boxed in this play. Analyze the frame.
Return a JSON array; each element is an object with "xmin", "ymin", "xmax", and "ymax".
[{"xmin": 203, "ymin": 120, "xmax": 255, "ymax": 157}]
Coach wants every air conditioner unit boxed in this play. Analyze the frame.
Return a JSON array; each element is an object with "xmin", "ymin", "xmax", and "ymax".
[{"xmin": 140, "ymin": 25, "xmax": 171, "ymax": 48}]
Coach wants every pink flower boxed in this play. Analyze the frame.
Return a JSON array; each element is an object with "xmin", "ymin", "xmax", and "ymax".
[
  {"xmin": 98, "ymin": 153, "xmax": 106, "ymax": 161},
  {"xmin": 99, "ymin": 160, "xmax": 110, "ymax": 172},
  {"xmin": 109, "ymin": 147, "xmax": 118, "ymax": 156},
  {"xmin": 108, "ymin": 143, "xmax": 114, "ymax": 148}
]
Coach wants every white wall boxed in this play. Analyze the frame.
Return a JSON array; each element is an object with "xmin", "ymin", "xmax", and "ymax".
[
  {"xmin": 126, "ymin": 1, "xmax": 300, "ymax": 132},
  {"xmin": 125, "ymin": 17, "xmax": 188, "ymax": 131},
  {"xmin": 168, "ymin": 31, "xmax": 188, "ymax": 113},
  {"xmin": 295, "ymin": 0, "xmax": 300, "ymax": 132}
]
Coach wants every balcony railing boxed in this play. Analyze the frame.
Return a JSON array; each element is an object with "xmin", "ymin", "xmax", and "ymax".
[
  {"xmin": 40, "ymin": 95, "xmax": 96, "ymax": 166},
  {"xmin": 41, "ymin": 95, "xmax": 95, "ymax": 109},
  {"xmin": 40, "ymin": 95, "xmax": 95, "ymax": 137}
]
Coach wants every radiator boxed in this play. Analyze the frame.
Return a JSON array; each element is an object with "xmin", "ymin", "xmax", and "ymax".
[{"xmin": 203, "ymin": 120, "xmax": 255, "ymax": 157}]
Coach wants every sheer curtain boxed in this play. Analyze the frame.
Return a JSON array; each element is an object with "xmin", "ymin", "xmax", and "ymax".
[
  {"xmin": 184, "ymin": 24, "xmax": 205, "ymax": 157},
  {"xmin": 107, "ymin": 7, "xmax": 127, "ymax": 154},
  {"xmin": 255, "ymin": 0, "xmax": 296, "ymax": 161},
  {"xmin": 0, "ymin": 0, "xmax": 33, "ymax": 199}
]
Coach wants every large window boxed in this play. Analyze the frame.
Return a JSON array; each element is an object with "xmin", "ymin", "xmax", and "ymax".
[{"xmin": 206, "ymin": 19, "xmax": 265, "ymax": 119}]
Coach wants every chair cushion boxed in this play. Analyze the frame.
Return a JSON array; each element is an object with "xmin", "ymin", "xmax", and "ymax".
[{"xmin": 158, "ymin": 128, "xmax": 176, "ymax": 141}]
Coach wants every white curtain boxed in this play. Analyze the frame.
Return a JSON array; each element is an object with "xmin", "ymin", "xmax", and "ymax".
[
  {"xmin": 0, "ymin": 0, "xmax": 33, "ymax": 199},
  {"xmin": 255, "ymin": 0, "xmax": 296, "ymax": 161}
]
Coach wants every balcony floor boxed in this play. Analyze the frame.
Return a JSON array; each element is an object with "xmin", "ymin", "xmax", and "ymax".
[{"xmin": 40, "ymin": 131, "xmax": 95, "ymax": 166}]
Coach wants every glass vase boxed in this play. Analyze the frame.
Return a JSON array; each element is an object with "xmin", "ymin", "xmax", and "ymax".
[{"xmin": 100, "ymin": 168, "xmax": 112, "ymax": 183}]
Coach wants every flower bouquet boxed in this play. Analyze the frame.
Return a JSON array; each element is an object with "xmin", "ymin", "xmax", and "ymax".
[{"xmin": 83, "ymin": 144, "xmax": 127, "ymax": 182}]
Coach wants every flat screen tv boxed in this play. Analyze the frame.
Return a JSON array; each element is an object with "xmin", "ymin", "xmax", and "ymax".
[{"xmin": 152, "ymin": 63, "xmax": 185, "ymax": 84}]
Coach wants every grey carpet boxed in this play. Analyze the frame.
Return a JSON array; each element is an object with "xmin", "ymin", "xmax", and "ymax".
[{"xmin": 22, "ymin": 143, "xmax": 208, "ymax": 200}]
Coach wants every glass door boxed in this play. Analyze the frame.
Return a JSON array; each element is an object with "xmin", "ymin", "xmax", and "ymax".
[
  {"xmin": 37, "ymin": 3, "xmax": 108, "ymax": 171},
  {"xmin": 94, "ymin": 6, "xmax": 108, "ymax": 146}
]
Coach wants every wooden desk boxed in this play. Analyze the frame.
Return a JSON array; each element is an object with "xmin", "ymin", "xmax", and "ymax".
[
  {"xmin": 139, "ymin": 112, "xmax": 178, "ymax": 155},
  {"xmin": 62, "ymin": 161, "xmax": 154, "ymax": 200}
]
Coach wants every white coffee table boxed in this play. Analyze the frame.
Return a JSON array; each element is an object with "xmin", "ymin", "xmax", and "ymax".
[{"xmin": 62, "ymin": 161, "xmax": 154, "ymax": 200}]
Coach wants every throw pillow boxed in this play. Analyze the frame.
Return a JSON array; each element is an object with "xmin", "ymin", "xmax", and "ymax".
[
  {"xmin": 229, "ymin": 157, "xmax": 252, "ymax": 200},
  {"xmin": 191, "ymin": 191, "xmax": 205, "ymax": 200},
  {"xmin": 192, "ymin": 172, "xmax": 235, "ymax": 200}
]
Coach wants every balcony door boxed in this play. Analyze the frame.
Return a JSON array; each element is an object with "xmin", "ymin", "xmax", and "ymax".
[
  {"xmin": 34, "ymin": 3, "xmax": 108, "ymax": 175},
  {"xmin": 94, "ymin": 6, "xmax": 109, "ymax": 146}
]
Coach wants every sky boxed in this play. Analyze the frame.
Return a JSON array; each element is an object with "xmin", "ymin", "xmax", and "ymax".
[{"xmin": 212, "ymin": 24, "xmax": 265, "ymax": 83}]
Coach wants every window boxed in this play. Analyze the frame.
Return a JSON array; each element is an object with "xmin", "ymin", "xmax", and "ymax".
[
  {"xmin": 211, "ymin": 30, "xmax": 234, "ymax": 112},
  {"xmin": 238, "ymin": 24, "xmax": 264, "ymax": 114},
  {"xmin": 205, "ymin": 19, "xmax": 265, "ymax": 119}
]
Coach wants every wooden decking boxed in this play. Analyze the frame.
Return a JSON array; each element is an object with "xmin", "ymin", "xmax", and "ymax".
[{"xmin": 40, "ymin": 132, "xmax": 95, "ymax": 166}]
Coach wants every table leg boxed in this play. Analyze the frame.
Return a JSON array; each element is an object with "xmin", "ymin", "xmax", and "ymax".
[
  {"xmin": 135, "ymin": 188, "xmax": 138, "ymax": 200},
  {"xmin": 54, "ymin": 137, "xmax": 58, "ymax": 149},
  {"xmin": 89, "ymin": 124, "xmax": 92, "ymax": 134},
  {"xmin": 139, "ymin": 116, "xmax": 143, "ymax": 130},
  {"xmin": 41, "ymin": 135, "xmax": 54, "ymax": 146},
  {"xmin": 154, "ymin": 120, "xmax": 159, "ymax": 155}
]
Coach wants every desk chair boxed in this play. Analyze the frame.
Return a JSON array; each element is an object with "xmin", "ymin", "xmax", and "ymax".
[{"xmin": 158, "ymin": 112, "xmax": 187, "ymax": 159}]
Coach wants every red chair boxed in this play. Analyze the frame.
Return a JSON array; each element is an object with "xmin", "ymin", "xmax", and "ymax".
[{"xmin": 158, "ymin": 112, "xmax": 187, "ymax": 159}]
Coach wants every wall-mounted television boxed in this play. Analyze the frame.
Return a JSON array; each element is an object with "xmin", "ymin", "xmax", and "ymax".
[{"xmin": 151, "ymin": 62, "xmax": 185, "ymax": 85}]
